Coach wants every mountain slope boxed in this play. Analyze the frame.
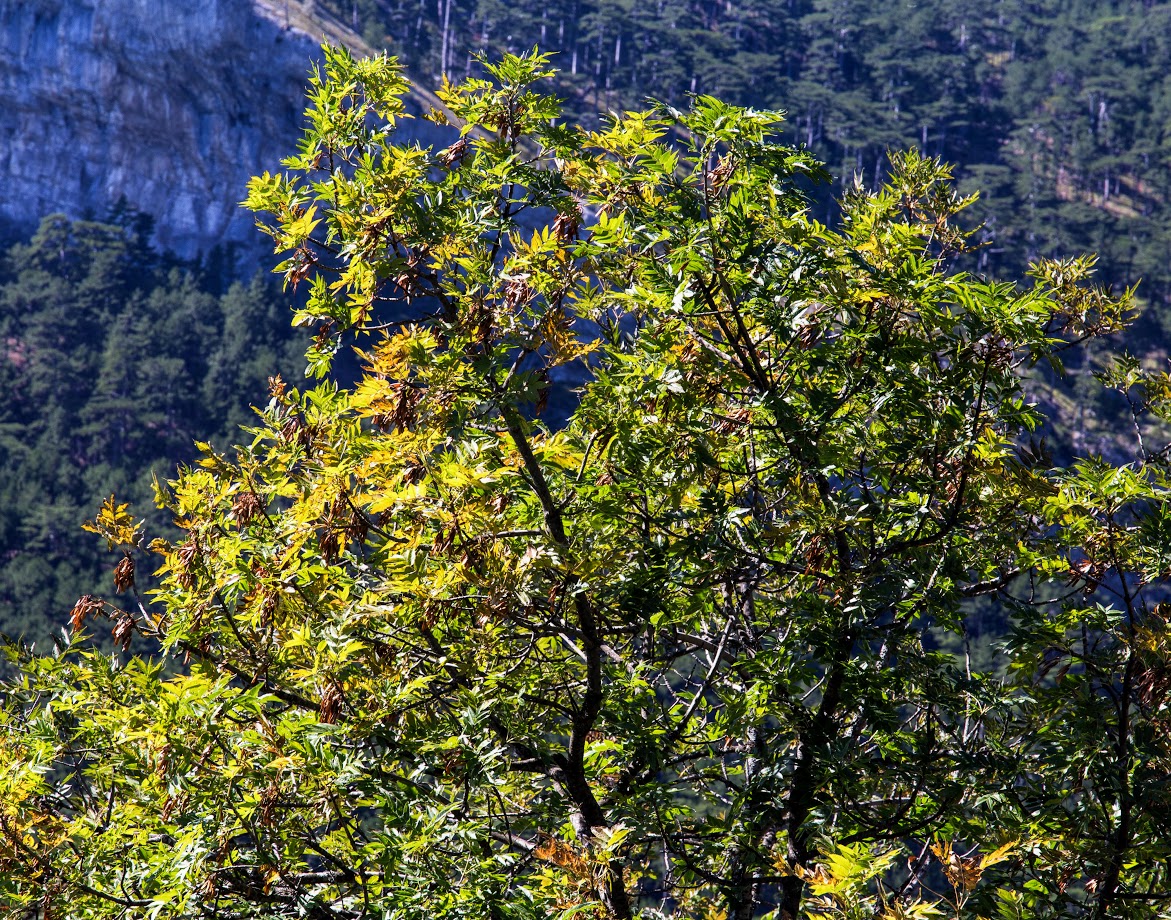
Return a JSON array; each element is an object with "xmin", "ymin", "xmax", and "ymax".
[{"xmin": 0, "ymin": 0, "xmax": 448, "ymax": 261}]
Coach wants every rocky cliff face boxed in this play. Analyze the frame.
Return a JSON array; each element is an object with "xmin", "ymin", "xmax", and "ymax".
[{"xmin": 0, "ymin": 0, "xmax": 446, "ymax": 262}]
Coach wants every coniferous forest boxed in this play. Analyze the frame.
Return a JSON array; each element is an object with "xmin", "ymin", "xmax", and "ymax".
[
  {"xmin": 0, "ymin": 214, "xmax": 301, "ymax": 641},
  {"xmin": 342, "ymin": 0, "xmax": 1171, "ymax": 303},
  {"xmin": 9, "ymin": 0, "xmax": 1171, "ymax": 641}
]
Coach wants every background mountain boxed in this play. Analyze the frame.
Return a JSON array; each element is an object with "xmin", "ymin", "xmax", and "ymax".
[
  {"xmin": 4, "ymin": 0, "xmax": 1171, "ymax": 642},
  {"xmin": 8, "ymin": 0, "xmax": 1171, "ymax": 294},
  {"xmin": 9, "ymin": 0, "xmax": 1171, "ymax": 298},
  {"xmin": 0, "ymin": 0, "xmax": 448, "ymax": 262}
]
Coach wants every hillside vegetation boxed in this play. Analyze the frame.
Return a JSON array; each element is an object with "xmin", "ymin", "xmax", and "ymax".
[
  {"xmin": 5, "ymin": 0, "xmax": 1171, "ymax": 640},
  {"xmin": 0, "ymin": 215, "xmax": 302, "ymax": 641},
  {"xmin": 338, "ymin": 0, "xmax": 1171, "ymax": 313}
]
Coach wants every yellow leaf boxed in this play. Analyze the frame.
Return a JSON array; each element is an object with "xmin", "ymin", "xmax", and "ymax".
[{"xmin": 980, "ymin": 840, "xmax": 1018, "ymax": 871}]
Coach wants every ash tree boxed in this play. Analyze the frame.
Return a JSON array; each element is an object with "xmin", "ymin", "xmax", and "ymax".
[{"xmin": 2, "ymin": 46, "xmax": 1171, "ymax": 920}]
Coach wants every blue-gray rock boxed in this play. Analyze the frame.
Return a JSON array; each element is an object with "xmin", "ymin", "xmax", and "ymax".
[{"xmin": 0, "ymin": 0, "xmax": 447, "ymax": 261}]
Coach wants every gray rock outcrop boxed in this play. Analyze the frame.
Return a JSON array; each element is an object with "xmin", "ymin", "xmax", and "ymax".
[{"xmin": 0, "ymin": 0, "xmax": 445, "ymax": 262}]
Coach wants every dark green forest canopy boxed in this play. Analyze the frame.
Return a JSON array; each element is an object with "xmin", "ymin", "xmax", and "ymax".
[
  {"xmin": 343, "ymin": 0, "xmax": 1171, "ymax": 321},
  {"xmin": 0, "ymin": 215, "xmax": 302, "ymax": 642},
  {"xmin": 6, "ymin": 0, "xmax": 1171, "ymax": 643}
]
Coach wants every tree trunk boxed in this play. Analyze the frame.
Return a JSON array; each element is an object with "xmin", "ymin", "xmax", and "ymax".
[{"xmin": 440, "ymin": 0, "xmax": 452, "ymax": 77}]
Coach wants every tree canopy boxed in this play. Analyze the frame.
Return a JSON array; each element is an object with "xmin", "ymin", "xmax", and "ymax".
[{"xmin": 2, "ymin": 48, "xmax": 1171, "ymax": 920}]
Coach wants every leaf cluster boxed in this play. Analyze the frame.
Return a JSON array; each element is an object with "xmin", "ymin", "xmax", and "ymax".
[{"xmin": 1, "ymin": 50, "xmax": 1169, "ymax": 920}]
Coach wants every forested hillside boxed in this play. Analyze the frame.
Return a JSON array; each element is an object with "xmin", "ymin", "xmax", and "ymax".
[
  {"xmin": 5, "ymin": 0, "xmax": 1171, "ymax": 640},
  {"xmin": 344, "ymin": 0, "xmax": 1171, "ymax": 314},
  {"xmin": 0, "ymin": 214, "xmax": 302, "ymax": 641}
]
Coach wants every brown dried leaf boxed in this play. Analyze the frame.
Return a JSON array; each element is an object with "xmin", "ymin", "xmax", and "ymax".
[
  {"xmin": 437, "ymin": 136, "xmax": 469, "ymax": 168},
  {"xmin": 931, "ymin": 840, "xmax": 983, "ymax": 892},
  {"xmin": 113, "ymin": 555, "xmax": 135, "ymax": 593},
  {"xmin": 232, "ymin": 490, "xmax": 263, "ymax": 526},
  {"xmin": 111, "ymin": 613, "xmax": 135, "ymax": 651},
  {"xmin": 318, "ymin": 683, "xmax": 344, "ymax": 725},
  {"xmin": 69, "ymin": 595, "xmax": 103, "ymax": 634},
  {"xmin": 176, "ymin": 539, "xmax": 200, "ymax": 588},
  {"xmin": 533, "ymin": 836, "xmax": 592, "ymax": 880},
  {"xmin": 553, "ymin": 208, "xmax": 580, "ymax": 242}
]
